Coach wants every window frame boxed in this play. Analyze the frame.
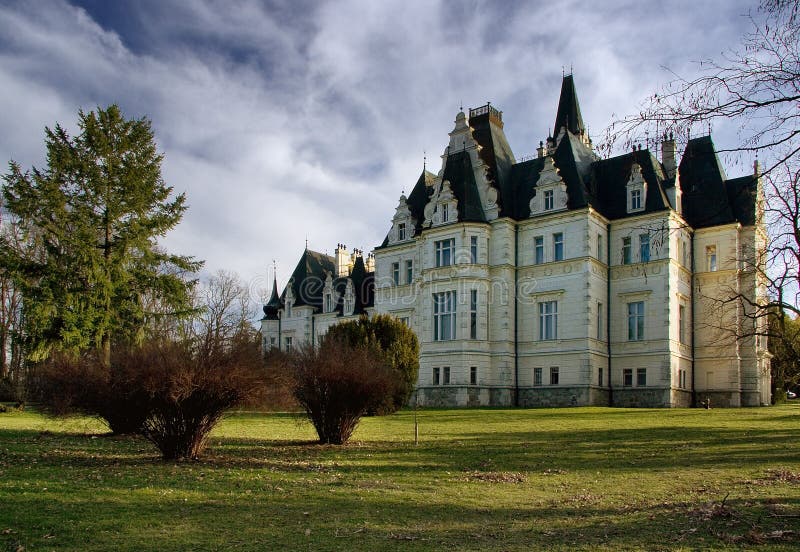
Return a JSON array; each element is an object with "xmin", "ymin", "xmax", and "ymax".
[
  {"xmin": 470, "ymin": 366, "xmax": 477, "ymax": 386},
  {"xmin": 534, "ymin": 367, "xmax": 543, "ymax": 387},
  {"xmin": 553, "ymin": 232, "xmax": 564, "ymax": 262},
  {"xmin": 470, "ymin": 289, "xmax": 478, "ymax": 340},
  {"xmin": 398, "ymin": 222, "xmax": 406, "ymax": 241},
  {"xmin": 543, "ymin": 189, "xmax": 554, "ymax": 211},
  {"xmin": 539, "ymin": 300, "xmax": 558, "ymax": 341},
  {"xmin": 639, "ymin": 233, "xmax": 650, "ymax": 262},
  {"xmin": 432, "ymin": 367, "xmax": 440, "ymax": 385},
  {"xmin": 405, "ymin": 259, "xmax": 413, "ymax": 284},
  {"xmin": 631, "ymin": 188, "xmax": 642, "ymax": 210},
  {"xmin": 433, "ymin": 290, "xmax": 457, "ymax": 341},
  {"xmin": 627, "ymin": 301, "xmax": 645, "ymax": 341},
  {"xmin": 622, "ymin": 236, "xmax": 632, "ymax": 265},
  {"xmin": 534, "ymin": 236, "xmax": 544, "ymax": 264},
  {"xmin": 706, "ymin": 245, "xmax": 717, "ymax": 272},
  {"xmin": 442, "ymin": 366, "xmax": 450, "ymax": 385},
  {"xmin": 392, "ymin": 262, "xmax": 400, "ymax": 285},
  {"xmin": 434, "ymin": 238, "xmax": 454, "ymax": 267},
  {"xmin": 550, "ymin": 366, "xmax": 559, "ymax": 385},
  {"xmin": 470, "ymin": 236, "xmax": 478, "ymax": 264},
  {"xmin": 623, "ymin": 368, "xmax": 633, "ymax": 387},
  {"xmin": 636, "ymin": 368, "xmax": 647, "ymax": 387}
]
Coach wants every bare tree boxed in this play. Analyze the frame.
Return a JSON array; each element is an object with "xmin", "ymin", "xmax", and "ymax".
[{"xmin": 607, "ymin": 0, "xmax": 800, "ymax": 368}]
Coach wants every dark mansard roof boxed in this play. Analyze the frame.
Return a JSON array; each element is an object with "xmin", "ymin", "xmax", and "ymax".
[{"xmin": 379, "ymin": 74, "xmax": 757, "ymax": 248}]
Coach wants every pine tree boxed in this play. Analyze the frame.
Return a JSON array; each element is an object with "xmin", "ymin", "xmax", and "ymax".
[{"xmin": 1, "ymin": 105, "xmax": 202, "ymax": 365}]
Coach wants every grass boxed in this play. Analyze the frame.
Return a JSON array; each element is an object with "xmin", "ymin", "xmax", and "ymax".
[{"xmin": 1, "ymin": 405, "xmax": 799, "ymax": 551}]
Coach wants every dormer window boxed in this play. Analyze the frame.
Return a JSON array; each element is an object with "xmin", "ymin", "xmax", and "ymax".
[
  {"xmin": 529, "ymin": 157, "xmax": 568, "ymax": 217},
  {"xmin": 322, "ymin": 273, "xmax": 334, "ymax": 313},
  {"xmin": 631, "ymin": 189, "xmax": 642, "ymax": 210},
  {"xmin": 626, "ymin": 163, "xmax": 647, "ymax": 214},
  {"xmin": 544, "ymin": 189, "xmax": 554, "ymax": 211},
  {"xmin": 390, "ymin": 194, "xmax": 416, "ymax": 244},
  {"xmin": 343, "ymin": 280, "xmax": 355, "ymax": 316},
  {"xmin": 424, "ymin": 180, "xmax": 459, "ymax": 227}
]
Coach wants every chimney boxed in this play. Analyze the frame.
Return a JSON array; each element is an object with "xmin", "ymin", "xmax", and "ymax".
[
  {"xmin": 661, "ymin": 132, "xmax": 677, "ymax": 179},
  {"xmin": 537, "ymin": 140, "xmax": 545, "ymax": 158}
]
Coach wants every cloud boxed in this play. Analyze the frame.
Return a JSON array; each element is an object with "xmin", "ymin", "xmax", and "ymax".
[{"xmin": 0, "ymin": 0, "xmax": 757, "ymax": 307}]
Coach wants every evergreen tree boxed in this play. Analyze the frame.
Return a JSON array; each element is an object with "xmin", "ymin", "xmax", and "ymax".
[{"xmin": 1, "ymin": 105, "xmax": 201, "ymax": 364}]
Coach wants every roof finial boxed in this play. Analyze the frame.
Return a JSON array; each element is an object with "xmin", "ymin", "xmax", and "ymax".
[
  {"xmin": 562, "ymin": 65, "xmax": 565, "ymax": 77},
  {"xmin": 423, "ymin": 150, "xmax": 426, "ymax": 171},
  {"xmin": 459, "ymin": 100, "xmax": 463, "ymax": 112},
  {"xmin": 305, "ymin": 236, "xmax": 308, "ymax": 250}
]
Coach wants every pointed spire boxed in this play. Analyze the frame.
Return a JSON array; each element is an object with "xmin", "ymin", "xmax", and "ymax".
[{"xmin": 553, "ymin": 74, "xmax": 585, "ymax": 138}]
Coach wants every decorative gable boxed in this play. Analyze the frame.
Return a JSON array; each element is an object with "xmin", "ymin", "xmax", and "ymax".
[
  {"xmin": 423, "ymin": 179, "xmax": 459, "ymax": 228},
  {"xmin": 342, "ymin": 279, "xmax": 355, "ymax": 316},
  {"xmin": 529, "ymin": 156, "xmax": 568, "ymax": 216},
  {"xmin": 626, "ymin": 163, "xmax": 647, "ymax": 213},
  {"xmin": 389, "ymin": 194, "xmax": 416, "ymax": 244},
  {"xmin": 322, "ymin": 273, "xmax": 335, "ymax": 313}
]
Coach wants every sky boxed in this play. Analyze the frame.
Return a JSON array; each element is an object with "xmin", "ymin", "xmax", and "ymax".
[{"xmin": 0, "ymin": 0, "xmax": 759, "ymax": 308}]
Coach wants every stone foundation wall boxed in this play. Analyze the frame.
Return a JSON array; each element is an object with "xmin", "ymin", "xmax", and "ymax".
[{"xmin": 696, "ymin": 391, "xmax": 742, "ymax": 408}]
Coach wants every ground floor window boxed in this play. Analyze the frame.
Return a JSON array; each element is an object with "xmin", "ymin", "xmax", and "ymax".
[
  {"xmin": 550, "ymin": 366, "xmax": 559, "ymax": 385},
  {"xmin": 432, "ymin": 367, "xmax": 440, "ymax": 385},
  {"xmin": 623, "ymin": 368, "xmax": 633, "ymax": 387},
  {"xmin": 534, "ymin": 367, "xmax": 543, "ymax": 387},
  {"xmin": 470, "ymin": 366, "xmax": 477, "ymax": 385},
  {"xmin": 637, "ymin": 368, "xmax": 647, "ymax": 387},
  {"xmin": 442, "ymin": 366, "xmax": 450, "ymax": 385}
]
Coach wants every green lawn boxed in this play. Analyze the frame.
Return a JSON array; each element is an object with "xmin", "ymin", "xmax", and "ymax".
[{"xmin": 0, "ymin": 405, "xmax": 798, "ymax": 551}]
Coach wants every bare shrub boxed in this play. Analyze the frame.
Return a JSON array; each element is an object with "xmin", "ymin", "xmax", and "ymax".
[
  {"xmin": 290, "ymin": 340, "xmax": 397, "ymax": 444},
  {"xmin": 132, "ymin": 334, "xmax": 265, "ymax": 460}
]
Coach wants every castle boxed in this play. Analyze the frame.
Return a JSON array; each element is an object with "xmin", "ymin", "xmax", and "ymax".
[{"xmin": 261, "ymin": 75, "xmax": 771, "ymax": 408}]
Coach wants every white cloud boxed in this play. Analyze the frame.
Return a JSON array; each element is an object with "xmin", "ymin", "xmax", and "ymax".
[{"xmin": 0, "ymin": 0, "xmax": 758, "ymax": 307}]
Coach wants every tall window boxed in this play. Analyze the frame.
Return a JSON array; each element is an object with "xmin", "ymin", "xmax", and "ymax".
[
  {"xmin": 324, "ymin": 292, "xmax": 332, "ymax": 313},
  {"xmin": 432, "ymin": 367, "xmax": 440, "ymax": 385},
  {"xmin": 627, "ymin": 301, "xmax": 645, "ymax": 341},
  {"xmin": 639, "ymin": 233, "xmax": 650, "ymax": 262},
  {"xmin": 706, "ymin": 245, "xmax": 717, "ymax": 271},
  {"xmin": 470, "ymin": 236, "xmax": 478, "ymax": 264},
  {"xmin": 550, "ymin": 367, "xmax": 559, "ymax": 385},
  {"xmin": 442, "ymin": 366, "xmax": 451, "ymax": 385},
  {"xmin": 392, "ymin": 262, "xmax": 400, "ymax": 285},
  {"xmin": 433, "ymin": 291, "xmax": 456, "ymax": 341},
  {"xmin": 435, "ymin": 239, "xmax": 454, "ymax": 267},
  {"xmin": 598, "ymin": 367, "xmax": 604, "ymax": 386},
  {"xmin": 683, "ymin": 240, "xmax": 690, "ymax": 267},
  {"xmin": 285, "ymin": 336, "xmax": 293, "ymax": 351},
  {"xmin": 597, "ymin": 302, "xmax": 604, "ymax": 340},
  {"xmin": 539, "ymin": 301, "xmax": 558, "ymax": 340},
  {"xmin": 405, "ymin": 260, "xmax": 413, "ymax": 284},
  {"xmin": 631, "ymin": 188, "xmax": 642, "ymax": 210},
  {"xmin": 285, "ymin": 302, "xmax": 292, "ymax": 318},
  {"xmin": 553, "ymin": 232, "xmax": 564, "ymax": 261},
  {"xmin": 470, "ymin": 366, "xmax": 477, "ymax": 385},
  {"xmin": 398, "ymin": 222, "xmax": 406, "ymax": 241},
  {"xmin": 544, "ymin": 189, "xmax": 554, "ymax": 210},
  {"xmin": 441, "ymin": 203, "xmax": 449, "ymax": 223},
  {"xmin": 597, "ymin": 234, "xmax": 603, "ymax": 260},
  {"xmin": 534, "ymin": 367, "xmax": 543, "ymax": 386},
  {"xmin": 470, "ymin": 289, "xmax": 478, "ymax": 340},
  {"xmin": 637, "ymin": 368, "xmax": 647, "ymax": 386},
  {"xmin": 622, "ymin": 237, "xmax": 632, "ymax": 265},
  {"xmin": 534, "ymin": 236, "xmax": 544, "ymax": 264},
  {"xmin": 623, "ymin": 368, "xmax": 633, "ymax": 387},
  {"xmin": 679, "ymin": 304, "xmax": 686, "ymax": 344}
]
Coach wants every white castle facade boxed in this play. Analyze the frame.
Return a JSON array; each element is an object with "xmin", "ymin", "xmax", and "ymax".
[{"xmin": 261, "ymin": 75, "xmax": 771, "ymax": 408}]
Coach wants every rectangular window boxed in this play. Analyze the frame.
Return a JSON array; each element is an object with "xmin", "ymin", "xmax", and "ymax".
[
  {"xmin": 433, "ymin": 291, "xmax": 457, "ymax": 341},
  {"xmin": 553, "ymin": 232, "xmax": 564, "ymax": 261},
  {"xmin": 325, "ymin": 293, "xmax": 332, "ymax": 313},
  {"xmin": 470, "ymin": 366, "xmax": 477, "ymax": 385},
  {"xmin": 534, "ymin": 236, "xmax": 544, "ymax": 264},
  {"xmin": 470, "ymin": 289, "xmax": 478, "ymax": 340},
  {"xmin": 441, "ymin": 203, "xmax": 449, "ymax": 222},
  {"xmin": 679, "ymin": 305, "xmax": 686, "ymax": 344},
  {"xmin": 534, "ymin": 367, "xmax": 543, "ymax": 386},
  {"xmin": 442, "ymin": 366, "xmax": 450, "ymax": 385},
  {"xmin": 598, "ymin": 367, "xmax": 604, "ymax": 387},
  {"xmin": 683, "ymin": 240, "xmax": 690, "ymax": 267},
  {"xmin": 550, "ymin": 367, "xmax": 559, "ymax": 385},
  {"xmin": 405, "ymin": 260, "xmax": 413, "ymax": 284},
  {"xmin": 597, "ymin": 302, "xmax": 604, "ymax": 340},
  {"xmin": 622, "ymin": 237, "xmax": 632, "ymax": 265},
  {"xmin": 435, "ymin": 239, "xmax": 454, "ymax": 267},
  {"xmin": 639, "ymin": 233, "xmax": 650, "ymax": 262},
  {"xmin": 285, "ymin": 336, "xmax": 293, "ymax": 351},
  {"xmin": 631, "ymin": 189, "xmax": 642, "ymax": 210},
  {"xmin": 392, "ymin": 262, "xmax": 400, "ymax": 285},
  {"xmin": 627, "ymin": 301, "xmax": 645, "ymax": 341},
  {"xmin": 544, "ymin": 189, "xmax": 554, "ymax": 210},
  {"xmin": 539, "ymin": 301, "xmax": 558, "ymax": 340},
  {"xmin": 399, "ymin": 316, "xmax": 410, "ymax": 326},
  {"xmin": 470, "ymin": 236, "xmax": 478, "ymax": 264},
  {"xmin": 597, "ymin": 233, "xmax": 603, "ymax": 260},
  {"xmin": 623, "ymin": 368, "xmax": 633, "ymax": 387},
  {"xmin": 270, "ymin": 337, "xmax": 276, "ymax": 346},
  {"xmin": 637, "ymin": 368, "xmax": 647, "ymax": 387},
  {"xmin": 706, "ymin": 245, "xmax": 717, "ymax": 272},
  {"xmin": 432, "ymin": 367, "xmax": 440, "ymax": 385},
  {"xmin": 286, "ymin": 303, "xmax": 292, "ymax": 318},
  {"xmin": 398, "ymin": 222, "xmax": 406, "ymax": 241}
]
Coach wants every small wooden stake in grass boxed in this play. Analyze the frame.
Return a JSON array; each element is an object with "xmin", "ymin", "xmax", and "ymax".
[{"xmin": 414, "ymin": 389, "xmax": 419, "ymax": 446}]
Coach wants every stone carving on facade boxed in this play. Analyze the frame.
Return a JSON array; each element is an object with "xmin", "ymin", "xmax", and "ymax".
[
  {"xmin": 423, "ymin": 179, "xmax": 459, "ymax": 227},
  {"xmin": 529, "ymin": 156, "xmax": 568, "ymax": 216}
]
